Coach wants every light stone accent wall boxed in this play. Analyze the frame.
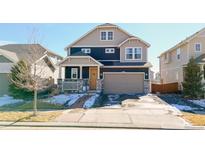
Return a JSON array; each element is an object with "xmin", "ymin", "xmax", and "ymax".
[{"xmin": 144, "ymin": 80, "xmax": 150, "ymax": 93}]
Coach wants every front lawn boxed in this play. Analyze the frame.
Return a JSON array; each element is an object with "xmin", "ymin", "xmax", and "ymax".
[
  {"xmin": 0, "ymin": 101, "xmax": 65, "ymax": 111},
  {"xmin": 182, "ymin": 112, "xmax": 205, "ymax": 126},
  {"xmin": 0, "ymin": 111, "xmax": 62, "ymax": 122}
]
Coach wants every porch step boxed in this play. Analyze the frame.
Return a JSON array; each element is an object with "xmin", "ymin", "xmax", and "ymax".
[{"xmin": 69, "ymin": 95, "xmax": 92, "ymax": 109}]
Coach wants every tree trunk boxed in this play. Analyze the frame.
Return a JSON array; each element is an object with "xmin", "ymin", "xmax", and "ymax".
[{"xmin": 33, "ymin": 89, "xmax": 37, "ymax": 116}]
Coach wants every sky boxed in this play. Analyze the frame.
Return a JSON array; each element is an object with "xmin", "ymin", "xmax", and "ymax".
[{"xmin": 0, "ymin": 23, "xmax": 205, "ymax": 72}]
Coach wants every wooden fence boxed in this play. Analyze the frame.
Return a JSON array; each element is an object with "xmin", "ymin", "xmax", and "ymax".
[{"xmin": 151, "ymin": 82, "xmax": 179, "ymax": 93}]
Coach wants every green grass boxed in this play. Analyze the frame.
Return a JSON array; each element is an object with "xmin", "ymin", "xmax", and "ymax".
[{"xmin": 0, "ymin": 101, "xmax": 65, "ymax": 111}]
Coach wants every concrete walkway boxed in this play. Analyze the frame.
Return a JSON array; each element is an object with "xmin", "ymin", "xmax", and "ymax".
[{"xmin": 54, "ymin": 94, "xmax": 191, "ymax": 129}]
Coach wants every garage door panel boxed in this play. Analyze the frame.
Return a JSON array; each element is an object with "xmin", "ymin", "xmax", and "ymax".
[{"xmin": 103, "ymin": 73, "xmax": 144, "ymax": 94}]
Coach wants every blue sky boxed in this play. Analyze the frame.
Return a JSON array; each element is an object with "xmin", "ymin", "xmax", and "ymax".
[{"xmin": 0, "ymin": 23, "xmax": 205, "ymax": 72}]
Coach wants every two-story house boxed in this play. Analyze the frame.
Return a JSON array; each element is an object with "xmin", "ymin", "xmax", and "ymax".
[
  {"xmin": 159, "ymin": 27, "xmax": 205, "ymax": 90},
  {"xmin": 0, "ymin": 44, "xmax": 63, "ymax": 96},
  {"xmin": 58, "ymin": 23, "xmax": 152, "ymax": 94}
]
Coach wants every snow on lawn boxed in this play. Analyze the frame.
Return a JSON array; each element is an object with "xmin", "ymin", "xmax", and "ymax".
[
  {"xmin": 83, "ymin": 94, "xmax": 99, "ymax": 109},
  {"xmin": 189, "ymin": 99, "xmax": 205, "ymax": 108},
  {"xmin": 171, "ymin": 104, "xmax": 193, "ymax": 111},
  {"xmin": 50, "ymin": 94, "xmax": 85, "ymax": 106},
  {"xmin": 0, "ymin": 95, "xmax": 24, "ymax": 107}
]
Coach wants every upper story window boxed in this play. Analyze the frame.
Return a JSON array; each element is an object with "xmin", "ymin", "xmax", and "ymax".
[
  {"xmin": 81, "ymin": 48, "xmax": 91, "ymax": 54},
  {"xmin": 108, "ymin": 32, "xmax": 113, "ymax": 40},
  {"xmin": 105, "ymin": 48, "xmax": 115, "ymax": 53},
  {"xmin": 125, "ymin": 47, "xmax": 142, "ymax": 60},
  {"xmin": 101, "ymin": 32, "xmax": 107, "ymax": 40},
  {"xmin": 100, "ymin": 31, "xmax": 114, "ymax": 41},
  {"xmin": 176, "ymin": 48, "xmax": 181, "ymax": 60},
  {"xmin": 195, "ymin": 43, "xmax": 201, "ymax": 52}
]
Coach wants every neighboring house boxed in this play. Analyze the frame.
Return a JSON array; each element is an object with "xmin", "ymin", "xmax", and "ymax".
[
  {"xmin": 159, "ymin": 27, "xmax": 205, "ymax": 89},
  {"xmin": 58, "ymin": 23, "xmax": 152, "ymax": 94},
  {"xmin": 0, "ymin": 44, "xmax": 63, "ymax": 96}
]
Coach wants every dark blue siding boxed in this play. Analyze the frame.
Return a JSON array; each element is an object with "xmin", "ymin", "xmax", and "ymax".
[
  {"xmin": 82, "ymin": 67, "xmax": 89, "ymax": 78},
  {"xmin": 70, "ymin": 47, "xmax": 120, "ymax": 60},
  {"xmin": 100, "ymin": 68, "xmax": 149, "ymax": 79},
  {"xmin": 65, "ymin": 66, "xmax": 80, "ymax": 79},
  {"xmin": 65, "ymin": 66, "xmax": 89, "ymax": 79}
]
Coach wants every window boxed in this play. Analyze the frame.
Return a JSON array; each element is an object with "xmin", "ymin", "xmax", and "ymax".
[
  {"xmin": 100, "ymin": 31, "xmax": 114, "ymax": 40},
  {"xmin": 134, "ymin": 48, "xmax": 142, "ymax": 59},
  {"xmin": 108, "ymin": 31, "xmax": 113, "ymax": 40},
  {"xmin": 125, "ymin": 47, "xmax": 142, "ymax": 60},
  {"xmin": 105, "ymin": 48, "xmax": 115, "ymax": 53},
  {"xmin": 176, "ymin": 48, "xmax": 180, "ymax": 60},
  {"xmin": 125, "ymin": 48, "xmax": 133, "ymax": 59},
  {"xmin": 71, "ymin": 68, "xmax": 78, "ymax": 79},
  {"xmin": 81, "ymin": 48, "xmax": 91, "ymax": 54},
  {"xmin": 195, "ymin": 43, "xmax": 201, "ymax": 52},
  {"xmin": 101, "ymin": 32, "xmax": 106, "ymax": 40}
]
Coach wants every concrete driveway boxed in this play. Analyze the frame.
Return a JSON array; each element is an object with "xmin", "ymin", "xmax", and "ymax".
[{"xmin": 54, "ymin": 94, "xmax": 191, "ymax": 129}]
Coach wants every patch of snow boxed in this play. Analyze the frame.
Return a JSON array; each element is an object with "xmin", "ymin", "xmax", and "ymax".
[
  {"xmin": 171, "ymin": 104, "xmax": 193, "ymax": 111},
  {"xmin": 108, "ymin": 95, "xmax": 120, "ymax": 103},
  {"xmin": 189, "ymin": 99, "xmax": 205, "ymax": 108},
  {"xmin": 50, "ymin": 94, "xmax": 85, "ymax": 106},
  {"xmin": 83, "ymin": 94, "xmax": 99, "ymax": 109},
  {"xmin": 101, "ymin": 104, "xmax": 121, "ymax": 109},
  {"xmin": 0, "ymin": 95, "xmax": 24, "ymax": 107}
]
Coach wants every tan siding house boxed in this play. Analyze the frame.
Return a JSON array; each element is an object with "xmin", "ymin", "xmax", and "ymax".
[
  {"xmin": 159, "ymin": 27, "xmax": 205, "ymax": 89},
  {"xmin": 0, "ymin": 44, "xmax": 62, "ymax": 96}
]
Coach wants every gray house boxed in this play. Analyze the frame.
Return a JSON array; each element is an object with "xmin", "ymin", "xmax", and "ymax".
[
  {"xmin": 0, "ymin": 44, "xmax": 62, "ymax": 96},
  {"xmin": 58, "ymin": 23, "xmax": 152, "ymax": 94}
]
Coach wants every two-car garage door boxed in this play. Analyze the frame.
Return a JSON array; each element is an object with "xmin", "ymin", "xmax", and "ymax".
[{"xmin": 103, "ymin": 73, "xmax": 144, "ymax": 94}]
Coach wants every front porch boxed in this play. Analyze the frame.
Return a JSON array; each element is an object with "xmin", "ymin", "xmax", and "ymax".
[{"xmin": 58, "ymin": 56, "xmax": 103, "ymax": 93}]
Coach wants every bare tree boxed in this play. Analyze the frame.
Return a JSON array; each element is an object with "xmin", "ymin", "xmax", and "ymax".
[{"xmin": 9, "ymin": 29, "xmax": 52, "ymax": 116}]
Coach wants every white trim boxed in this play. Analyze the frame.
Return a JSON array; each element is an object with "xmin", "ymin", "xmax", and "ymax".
[
  {"xmin": 98, "ymin": 60, "xmax": 120, "ymax": 61},
  {"xmin": 103, "ymin": 65, "xmax": 151, "ymax": 68},
  {"xmin": 100, "ymin": 30, "xmax": 114, "ymax": 41},
  {"xmin": 61, "ymin": 64, "xmax": 100, "ymax": 67},
  {"xmin": 105, "ymin": 48, "xmax": 115, "ymax": 53},
  {"xmin": 125, "ymin": 47, "xmax": 142, "ymax": 61},
  {"xmin": 195, "ymin": 43, "xmax": 202, "ymax": 52},
  {"xmin": 103, "ymin": 72, "xmax": 146, "ymax": 80},
  {"xmin": 71, "ymin": 68, "xmax": 78, "ymax": 79},
  {"xmin": 72, "ymin": 45, "xmax": 118, "ymax": 47},
  {"xmin": 81, "ymin": 48, "xmax": 91, "ymax": 54}
]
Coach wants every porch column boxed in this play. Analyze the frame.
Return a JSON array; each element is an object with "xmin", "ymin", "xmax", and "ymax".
[
  {"xmin": 97, "ymin": 66, "xmax": 100, "ymax": 79},
  {"xmin": 80, "ymin": 66, "xmax": 83, "ymax": 79}
]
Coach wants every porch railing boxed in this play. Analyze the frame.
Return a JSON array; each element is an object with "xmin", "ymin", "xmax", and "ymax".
[{"xmin": 58, "ymin": 79, "xmax": 102, "ymax": 92}]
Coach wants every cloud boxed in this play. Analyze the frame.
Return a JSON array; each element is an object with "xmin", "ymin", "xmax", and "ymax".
[{"xmin": 0, "ymin": 40, "xmax": 16, "ymax": 46}]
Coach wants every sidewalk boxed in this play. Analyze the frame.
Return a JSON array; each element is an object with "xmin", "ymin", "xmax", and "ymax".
[{"xmin": 0, "ymin": 95, "xmax": 200, "ymax": 130}]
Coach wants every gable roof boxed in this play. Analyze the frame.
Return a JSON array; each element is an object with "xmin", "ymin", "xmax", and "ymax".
[
  {"xmin": 195, "ymin": 53, "xmax": 205, "ymax": 64},
  {"xmin": 58, "ymin": 55, "xmax": 103, "ymax": 66},
  {"xmin": 65, "ymin": 23, "xmax": 150, "ymax": 50},
  {"xmin": 0, "ymin": 44, "xmax": 61, "ymax": 65},
  {"xmin": 118, "ymin": 36, "xmax": 150, "ymax": 47},
  {"xmin": 159, "ymin": 27, "xmax": 205, "ymax": 57}
]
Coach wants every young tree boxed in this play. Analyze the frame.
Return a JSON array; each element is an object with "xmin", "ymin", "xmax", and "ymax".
[{"xmin": 182, "ymin": 57, "xmax": 204, "ymax": 99}]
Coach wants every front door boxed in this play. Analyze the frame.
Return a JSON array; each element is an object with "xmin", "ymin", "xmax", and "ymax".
[{"xmin": 89, "ymin": 67, "xmax": 98, "ymax": 90}]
